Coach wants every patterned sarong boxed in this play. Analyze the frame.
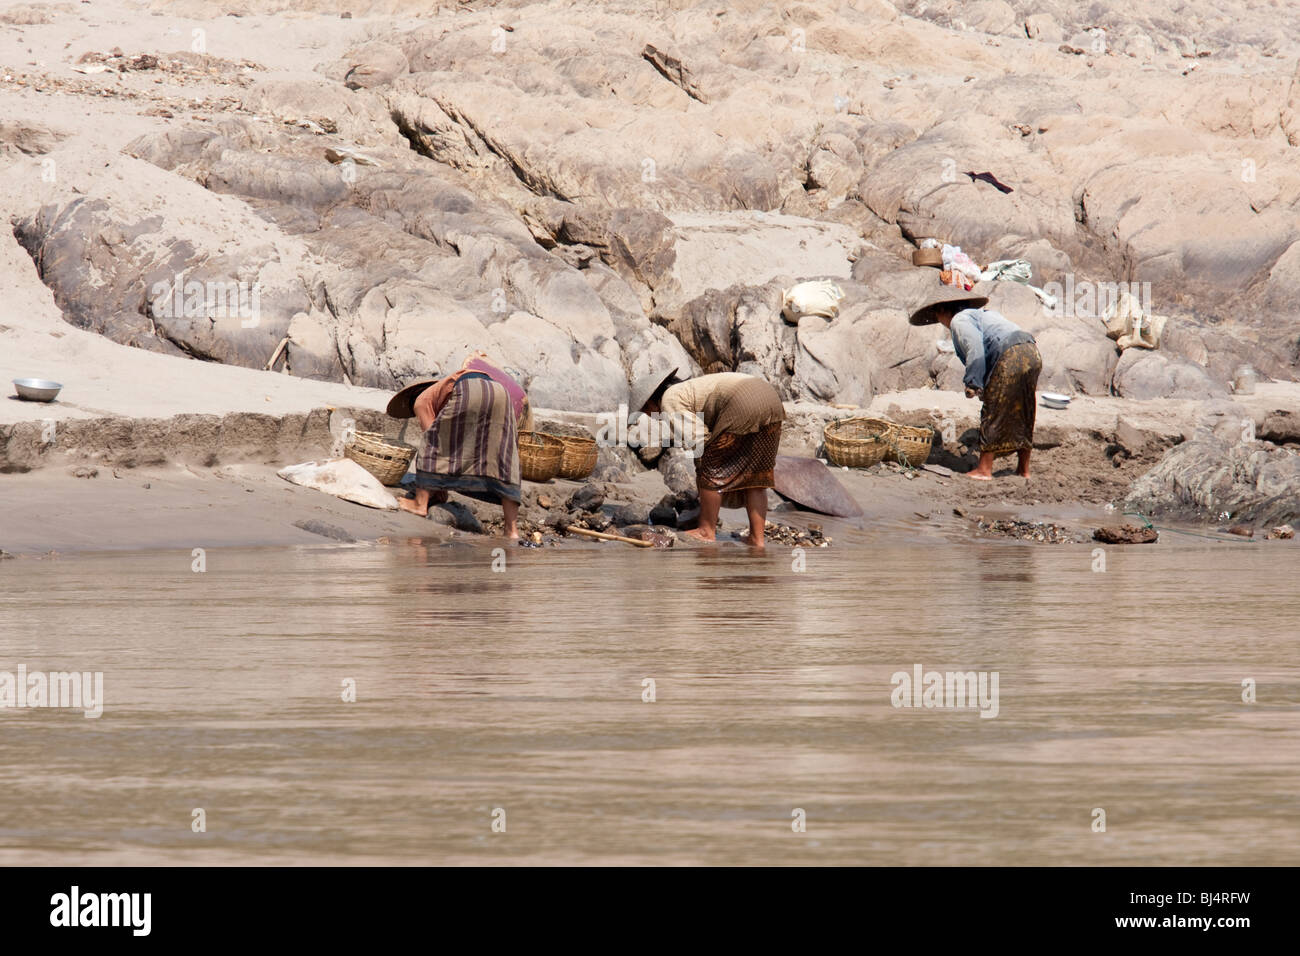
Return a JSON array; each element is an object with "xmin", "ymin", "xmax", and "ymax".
[
  {"xmin": 414, "ymin": 374, "xmax": 521, "ymax": 503},
  {"xmin": 979, "ymin": 341, "xmax": 1042, "ymax": 456},
  {"xmin": 697, "ymin": 421, "xmax": 782, "ymax": 508}
]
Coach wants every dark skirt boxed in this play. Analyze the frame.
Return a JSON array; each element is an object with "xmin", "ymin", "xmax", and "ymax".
[
  {"xmin": 697, "ymin": 420, "xmax": 782, "ymax": 507},
  {"xmin": 980, "ymin": 342, "xmax": 1042, "ymax": 456},
  {"xmin": 414, "ymin": 375, "xmax": 521, "ymax": 504}
]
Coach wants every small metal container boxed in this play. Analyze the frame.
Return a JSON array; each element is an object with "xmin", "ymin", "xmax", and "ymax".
[
  {"xmin": 12, "ymin": 378, "xmax": 63, "ymax": 402},
  {"xmin": 1232, "ymin": 365, "xmax": 1257, "ymax": 395}
]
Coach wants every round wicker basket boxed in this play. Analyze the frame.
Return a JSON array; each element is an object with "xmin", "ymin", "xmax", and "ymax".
[
  {"xmin": 823, "ymin": 417, "xmax": 893, "ymax": 468},
  {"xmin": 518, "ymin": 431, "xmax": 565, "ymax": 482},
  {"xmin": 889, "ymin": 424, "xmax": 934, "ymax": 467},
  {"xmin": 553, "ymin": 433, "xmax": 598, "ymax": 480},
  {"xmin": 912, "ymin": 247, "xmax": 943, "ymax": 268},
  {"xmin": 344, "ymin": 430, "xmax": 416, "ymax": 486}
]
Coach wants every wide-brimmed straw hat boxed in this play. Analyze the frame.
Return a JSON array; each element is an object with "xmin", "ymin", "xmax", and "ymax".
[
  {"xmin": 385, "ymin": 377, "xmax": 439, "ymax": 419},
  {"xmin": 627, "ymin": 366, "xmax": 680, "ymax": 418},
  {"xmin": 908, "ymin": 286, "xmax": 989, "ymax": 326}
]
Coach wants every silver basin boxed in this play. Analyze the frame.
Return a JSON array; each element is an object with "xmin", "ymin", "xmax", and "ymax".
[{"xmin": 13, "ymin": 378, "xmax": 63, "ymax": 402}]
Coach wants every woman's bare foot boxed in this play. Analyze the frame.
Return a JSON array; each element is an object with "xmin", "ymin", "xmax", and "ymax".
[
  {"xmin": 1015, "ymin": 469, "xmax": 1031, "ymax": 479},
  {"xmin": 968, "ymin": 450, "xmax": 995, "ymax": 481},
  {"xmin": 398, "ymin": 497, "xmax": 428, "ymax": 517},
  {"xmin": 737, "ymin": 531, "xmax": 766, "ymax": 548},
  {"xmin": 683, "ymin": 528, "xmax": 716, "ymax": 542}
]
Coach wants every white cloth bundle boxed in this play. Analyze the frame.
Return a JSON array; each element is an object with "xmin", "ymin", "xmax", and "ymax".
[{"xmin": 781, "ymin": 280, "xmax": 845, "ymax": 323}]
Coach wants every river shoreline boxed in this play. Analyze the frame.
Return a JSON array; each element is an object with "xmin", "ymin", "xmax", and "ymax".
[
  {"xmin": 0, "ymin": 435, "xmax": 1288, "ymax": 558},
  {"xmin": 3, "ymin": 380, "xmax": 1298, "ymax": 557}
]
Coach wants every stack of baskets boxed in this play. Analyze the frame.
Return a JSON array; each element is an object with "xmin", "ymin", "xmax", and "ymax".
[
  {"xmin": 823, "ymin": 417, "xmax": 933, "ymax": 469},
  {"xmin": 343, "ymin": 430, "xmax": 417, "ymax": 486},
  {"xmin": 518, "ymin": 431, "xmax": 566, "ymax": 482},
  {"xmin": 345, "ymin": 428, "xmax": 596, "ymax": 486}
]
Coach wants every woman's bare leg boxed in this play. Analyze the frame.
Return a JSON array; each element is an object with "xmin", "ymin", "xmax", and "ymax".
[
  {"xmin": 501, "ymin": 498, "xmax": 520, "ymax": 539},
  {"xmin": 740, "ymin": 487, "xmax": 767, "ymax": 547},
  {"xmin": 1016, "ymin": 449, "xmax": 1031, "ymax": 478},
  {"xmin": 684, "ymin": 486, "xmax": 721, "ymax": 541}
]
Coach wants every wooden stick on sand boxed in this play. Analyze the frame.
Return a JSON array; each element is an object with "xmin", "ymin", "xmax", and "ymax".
[
  {"xmin": 564, "ymin": 526, "xmax": 656, "ymax": 547},
  {"xmin": 265, "ymin": 336, "xmax": 290, "ymax": 371}
]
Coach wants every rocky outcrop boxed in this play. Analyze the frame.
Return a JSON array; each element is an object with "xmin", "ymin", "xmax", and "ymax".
[
  {"xmin": 1125, "ymin": 435, "xmax": 1300, "ymax": 525},
  {"xmin": 5, "ymin": 0, "xmax": 1298, "ymax": 419}
]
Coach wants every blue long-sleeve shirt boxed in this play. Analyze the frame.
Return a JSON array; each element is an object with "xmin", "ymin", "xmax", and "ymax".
[{"xmin": 949, "ymin": 309, "xmax": 1035, "ymax": 391}]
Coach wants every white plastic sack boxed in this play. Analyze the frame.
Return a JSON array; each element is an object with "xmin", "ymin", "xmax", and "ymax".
[
  {"xmin": 277, "ymin": 458, "xmax": 400, "ymax": 510},
  {"xmin": 781, "ymin": 280, "xmax": 845, "ymax": 323}
]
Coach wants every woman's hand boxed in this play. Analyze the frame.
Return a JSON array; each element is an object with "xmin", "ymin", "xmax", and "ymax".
[{"xmin": 965, "ymin": 386, "xmax": 982, "ymax": 400}]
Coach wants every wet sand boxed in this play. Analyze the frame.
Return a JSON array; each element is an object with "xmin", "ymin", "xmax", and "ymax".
[{"xmin": 1, "ymin": 446, "xmax": 1134, "ymax": 557}]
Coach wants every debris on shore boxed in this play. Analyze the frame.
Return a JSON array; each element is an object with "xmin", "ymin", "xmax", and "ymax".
[
  {"xmin": 760, "ymin": 521, "xmax": 831, "ymax": 547},
  {"xmin": 1093, "ymin": 525, "xmax": 1159, "ymax": 544},
  {"xmin": 473, "ymin": 478, "xmax": 833, "ymax": 548},
  {"xmin": 975, "ymin": 517, "xmax": 1082, "ymax": 543}
]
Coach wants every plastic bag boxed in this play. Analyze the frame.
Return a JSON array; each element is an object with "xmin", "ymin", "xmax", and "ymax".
[
  {"xmin": 940, "ymin": 269, "xmax": 975, "ymax": 291},
  {"xmin": 941, "ymin": 244, "xmax": 982, "ymax": 280}
]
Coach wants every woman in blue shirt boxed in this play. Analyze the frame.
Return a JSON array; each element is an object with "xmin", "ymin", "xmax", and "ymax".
[{"xmin": 910, "ymin": 287, "xmax": 1042, "ymax": 480}]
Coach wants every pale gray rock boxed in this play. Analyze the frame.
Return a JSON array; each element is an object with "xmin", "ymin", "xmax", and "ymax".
[
  {"xmin": 340, "ymin": 41, "xmax": 409, "ymax": 90},
  {"xmin": 1024, "ymin": 14, "xmax": 1064, "ymax": 42},
  {"xmin": 1113, "ymin": 350, "xmax": 1229, "ymax": 400},
  {"xmin": 657, "ymin": 447, "xmax": 698, "ymax": 496},
  {"xmin": 1126, "ymin": 436, "xmax": 1300, "ymax": 525}
]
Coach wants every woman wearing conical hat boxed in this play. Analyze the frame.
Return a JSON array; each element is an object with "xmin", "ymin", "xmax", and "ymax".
[
  {"xmin": 909, "ymin": 286, "xmax": 1042, "ymax": 481},
  {"xmin": 386, "ymin": 353, "xmax": 531, "ymax": 538},
  {"xmin": 628, "ymin": 368, "xmax": 785, "ymax": 547}
]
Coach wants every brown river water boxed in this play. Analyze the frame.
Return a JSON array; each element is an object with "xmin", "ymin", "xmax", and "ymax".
[{"xmin": 1, "ymin": 527, "xmax": 1297, "ymax": 865}]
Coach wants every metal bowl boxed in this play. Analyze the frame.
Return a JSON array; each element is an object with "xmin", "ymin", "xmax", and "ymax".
[
  {"xmin": 1040, "ymin": 391, "xmax": 1071, "ymax": 410},
  {"xmin": 13, "ymin": 378, "xmax": 63, "ymax": 402}
]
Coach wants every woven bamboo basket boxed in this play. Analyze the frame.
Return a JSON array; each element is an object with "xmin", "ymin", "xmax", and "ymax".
[
  {"xmin": 888, "ymin": 423, "xmax": 934, "ymax": 467},
  {"xmin": 518, "ymin": 431, "xmax": 565, "ymax": 482},
  {"xmin": 553, "ymin": 433, "xmax": 599, "ymax": 480},
  {"xmin": 823, "ymin": 417, "xmax": 893, "ymax": 468},
  {"xmin": 344, "ymin": 430, "xmax": 416, "ymax": 486}
]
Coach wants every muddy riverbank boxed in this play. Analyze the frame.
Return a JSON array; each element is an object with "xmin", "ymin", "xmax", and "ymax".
[
  {"xmin": 3, "ymin": 383, "xmax": 1298, "ymax": 556},
  {"xmin": 2, "ymin": 429, "xmax": 1293, "ymax": 558}
]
